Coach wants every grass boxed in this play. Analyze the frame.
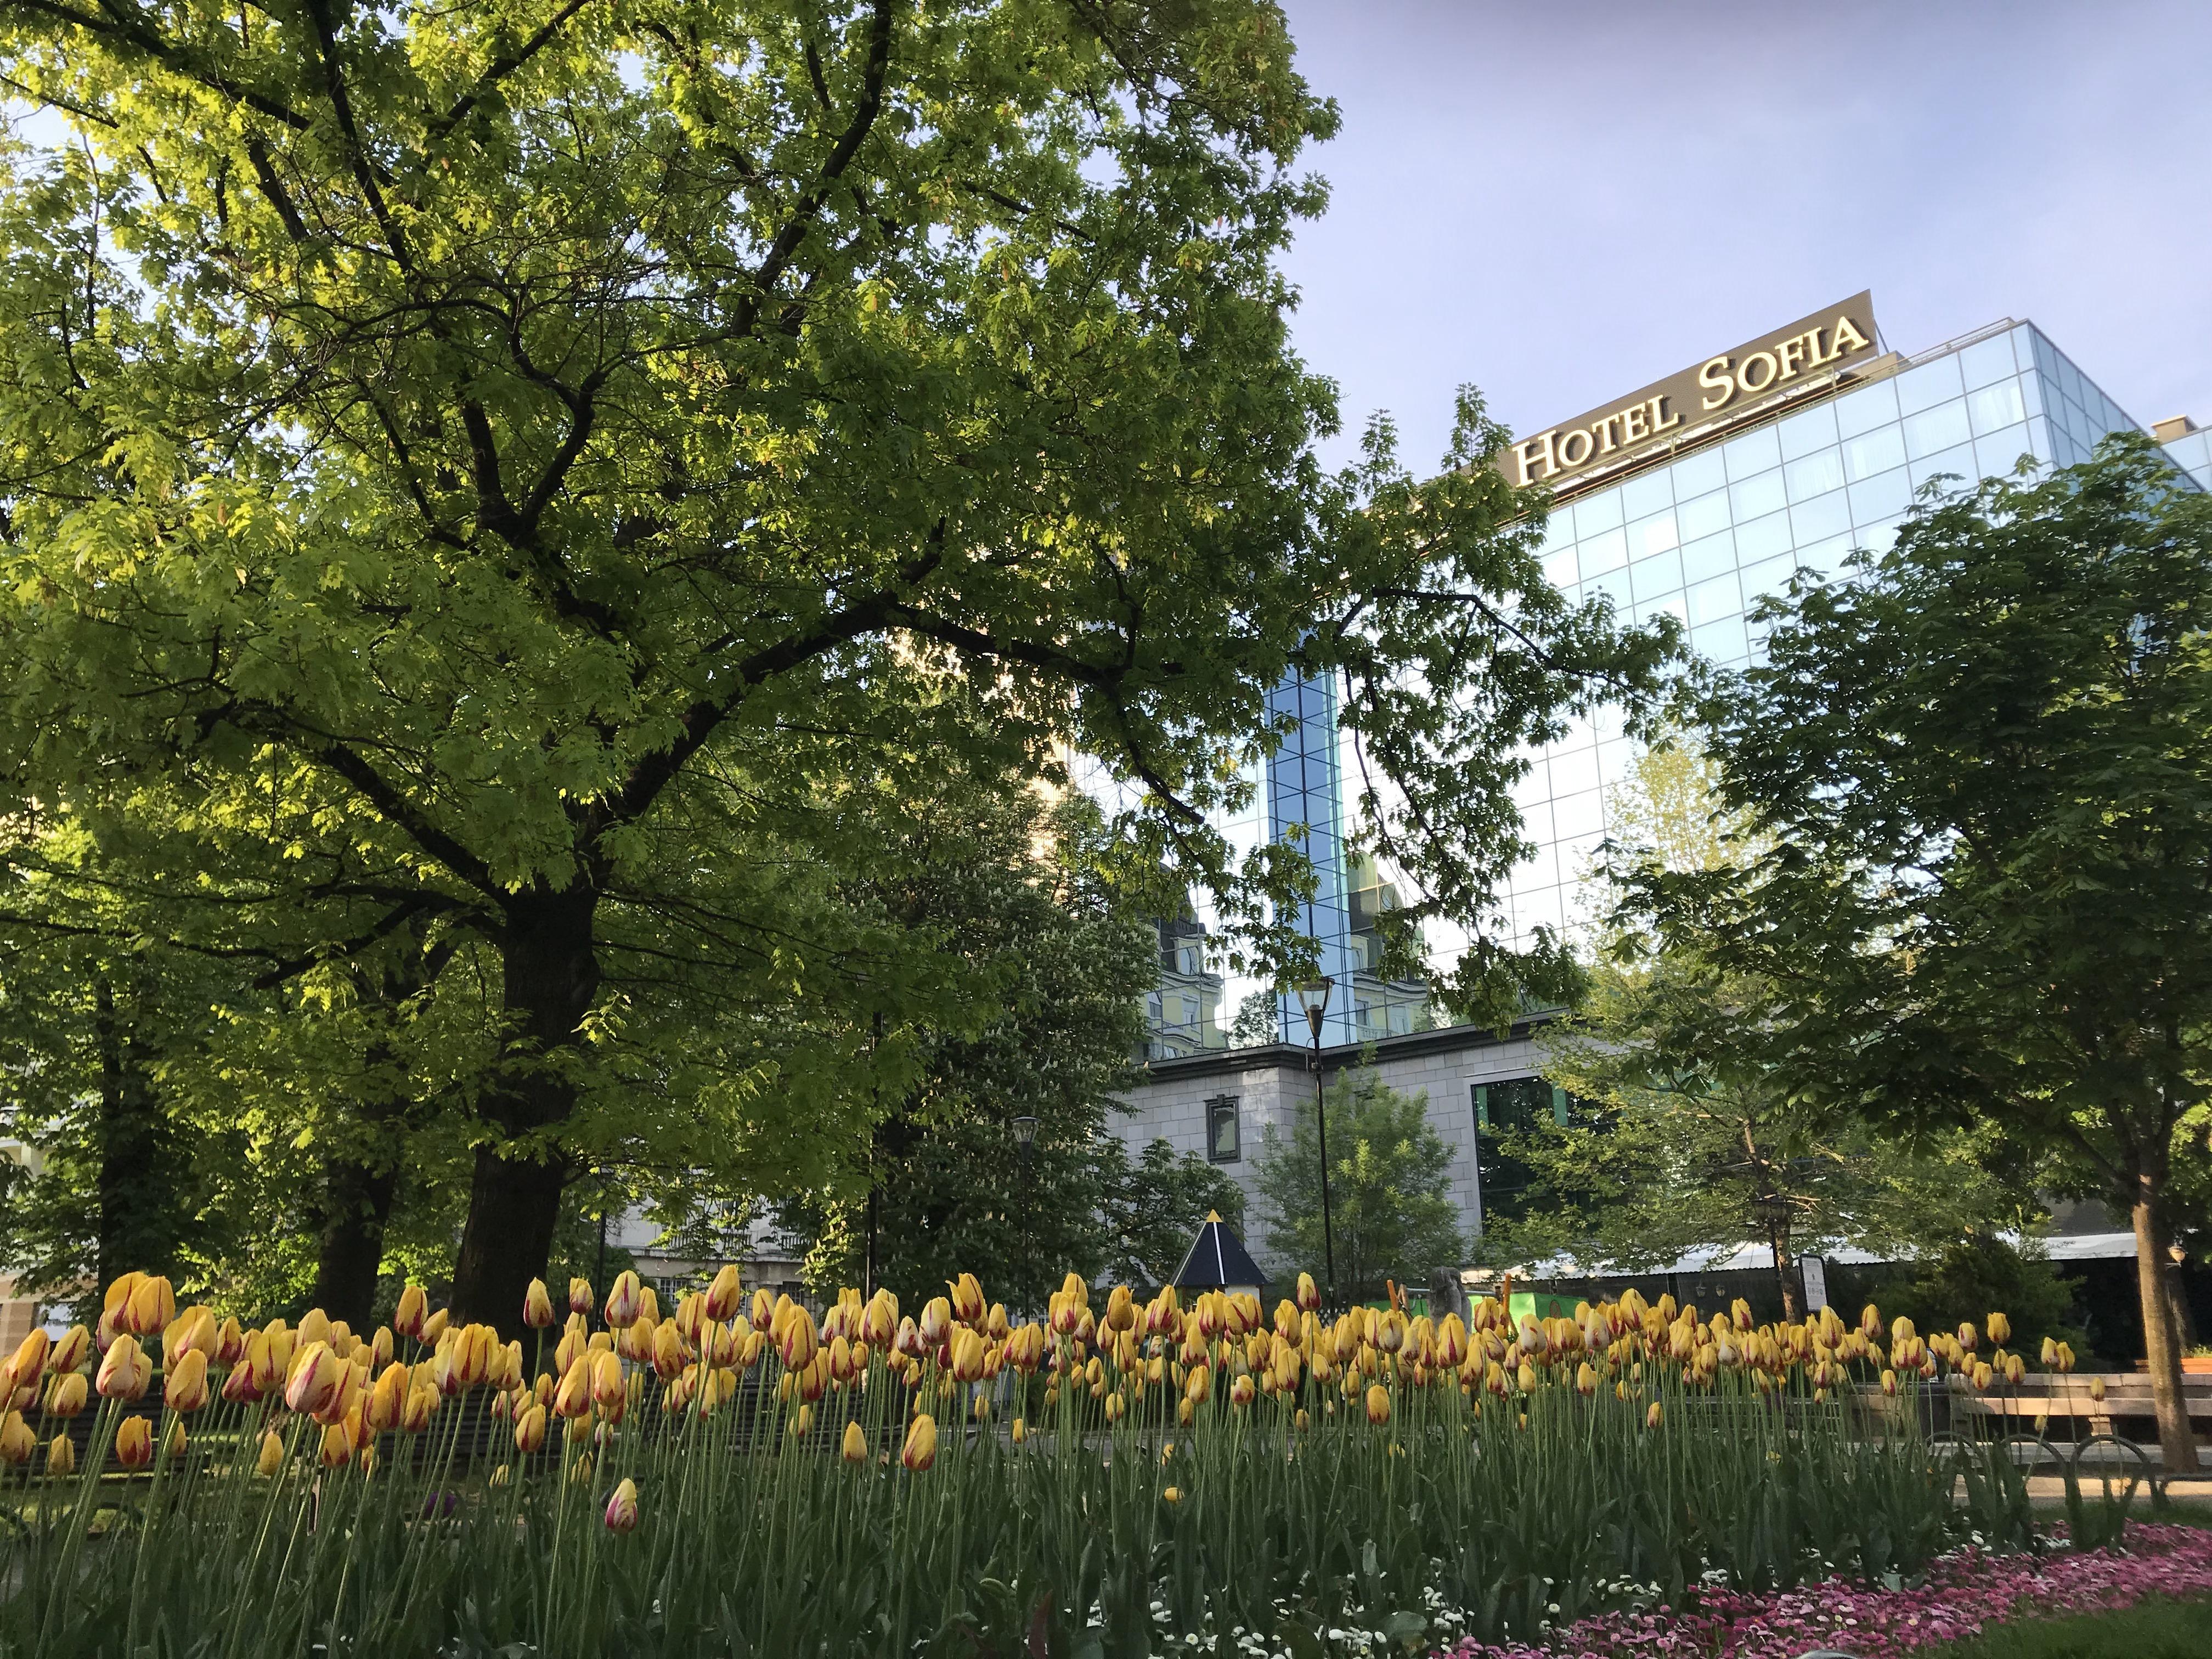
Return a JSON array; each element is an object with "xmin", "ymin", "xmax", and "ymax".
[{"xmin": 1925, "ymin": 1597, "xmax": 2212, "ymax": 1659}]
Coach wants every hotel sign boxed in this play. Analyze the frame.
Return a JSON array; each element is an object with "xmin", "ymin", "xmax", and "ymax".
[{"xmin": 1500, "ymin": 291, "xmax": 1881, "ymax": 490}]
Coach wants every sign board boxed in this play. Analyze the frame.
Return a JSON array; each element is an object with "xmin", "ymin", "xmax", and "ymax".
[
  {"xmin": 1799, "ymin": 1255, "xmax": 1830, "ymax": 1313},
  {"xmin": 1497, "ymin": 291, "xmax": 1882, "ymax": 492}
]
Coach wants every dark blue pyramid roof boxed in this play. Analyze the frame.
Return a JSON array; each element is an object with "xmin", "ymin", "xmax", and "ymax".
[{"xmin": 1170, "ymin": 1211, "xmax": 1268, "ymax": 1291}]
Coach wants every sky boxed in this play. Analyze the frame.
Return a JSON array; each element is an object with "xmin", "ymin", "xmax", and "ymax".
[{"xmin": 1272, "ymin": 0, "xmax": 2212, "ymax": 472}]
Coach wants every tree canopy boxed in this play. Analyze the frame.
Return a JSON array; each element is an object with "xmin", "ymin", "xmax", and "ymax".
[
  {"xmin": 0, "ymin": 0, "xmax": 1674, "ymax": 1329},
  {"xmin": 1628, "ymin": 437, "xmax": 2212, "ymax": 1468}
]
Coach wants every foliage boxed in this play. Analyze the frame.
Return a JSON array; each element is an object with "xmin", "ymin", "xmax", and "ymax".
[
  {"xmin": 1486, "ymin": 743, "xmax": 2036, "ymax": 1317},
  {"xmin": 1229, "ymin": 988, "xmax": 1283, "ymax": 1048},
  {"xmin": 1839, "ymin": 1233, "xmax": 2092, "ymax": 1365},
  {"xmin": 0, "ymin": 1264, "xmax": 2101, "ymax": 1657},
  {"xmin": 1626, "ymin": 437, "xmax": 2212, "ymax": 1464},
  {"xmin": 0, "ymin": 0, "xmax": 1680, "ymax": 1324},
  {"xmin": 1255, "ymin": 1068, "xmax": 1464, "ymax": 1302}
]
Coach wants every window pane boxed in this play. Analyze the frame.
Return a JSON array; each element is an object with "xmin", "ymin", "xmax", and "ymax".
[
  {"xmin": 1633, "ymin": 511, "xmax": 1680, "ymax": 557},
  {"xmin": 1729, "ymin": 469, "xmax": 1786, "ymax": 521},
  {"xmin": 1968, "ymin": 379, "xmax": 2025, "ymax": 436},
  {"xmin": 1668, "ymin": 447, "xmax": 1726, "ymax": 499},
  {"xmin": 1734, "ymin": 510, "xmax": 1792, "ymax": 563},
  {"xmin": 1571, "ymin": 489, "xmax": 1624, "ymax": 535},
  {"xmin": 1580, "ymin": 526, "xmax": 1629, "ymax": 575},
  {"xmin": 1843, "ymin": 424, "xmax": 1906, "ymax": 481},
  {"xmin": 1790, "ymin": 489, "xmax": 1850, "ymax": 544},
  {"xmin": 1895, "ymin": 355, "xmax": 1963, "ymax": 415},
  {"xmin": 1686, "ymin": 571, "xmax": 1741, "ymax": 626},
  {"xmin": 1833, "ymin": 379, "xmax": 1899, "ymax": 439},
  {"xmin": 1777, "ymin": 402, "xmax": 1839, "ymax": 460},
  {"xmin": 1904, "ymin": 399, "xmax": 1973, "ymax": 459},
  {"xmin": 1785, "ymin": 448, "xmax": 1846, "ymax": 501},
  {"xmin": 1621, "ymin": 469, "xmax": 1673, "ymax": 518},
  {"xmin": 1677, "ymin": 488, "xmax": 1731, "ymax": 542},
  {"xmin": 1723, "ymin": 426, "xmax": 1782, "ymax": 481},
  {"xmin": 1679, "ymin": 529, "xmax": 1737, "ymax": 586}
]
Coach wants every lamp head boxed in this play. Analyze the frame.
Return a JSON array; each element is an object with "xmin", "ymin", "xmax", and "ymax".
[
  {"xmin": 1294, "ymin": 977, "xmax": 1333, "ymax": 1039},
  {"xmin": 1012, "ymin": 1115, "xmax": 1039, "ymax": 1150}
]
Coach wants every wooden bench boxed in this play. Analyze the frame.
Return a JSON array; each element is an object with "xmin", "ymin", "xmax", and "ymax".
[{"xmin": 1961, "ymin": 1374, "xmax": 2212, "ymax": 1440}]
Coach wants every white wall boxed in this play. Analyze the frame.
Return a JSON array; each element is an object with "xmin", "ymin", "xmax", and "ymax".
[{"xmin": 1110, "ymin": 1028, "xmax": 1550, "ymax": 1268}]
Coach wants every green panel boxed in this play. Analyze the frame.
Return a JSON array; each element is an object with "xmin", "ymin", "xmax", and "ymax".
[
  {"xmin": 1550, "ymin": 1085, "xmax": 1570, "ymax": 1126},
  {"xmin": 1474, "ymin": 1084, "xmax": 1489, "ymax": 1132}
]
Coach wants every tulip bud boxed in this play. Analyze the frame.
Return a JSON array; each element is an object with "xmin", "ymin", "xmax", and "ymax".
[
  {"xmin": 402, "ymin": 1385, "xmax": 436, "ymax": 1432},
  {"xmin": 96, "ymin": 1335, "xmax": 151, "ymax": 1402},
  {"xmin": 0, "ymin": 1412, "xmax": 32, "ymax": 1466},
  {"xmin": 376, "ymin": 1283, "xmax": 421, "ymax": 1342},
  {"xmin": 605, "ymin": 1272, "xmax": 643, "ymax": 1330},
  {"xmin": 509, "ymin": 1401, "xmax": 548, "ymax": 1454},
  {"xmin": 1645, "ymin": 1401, "xmax": 1664, "ymax": 1430},
  {"xmin": 900, "ymin": 1412, "xmax": 938, "ymax": 1472},
  {"xmin": 554, "ymin": 1356, "xmax": 593, "ymax": 1419},
  {"xmin": 7, "ymin": 1331, "xmax": 49, "ymax": 1395},
  {"xmin": 2055, "ymin": 1342, "xmax": 2075, "ymax": 1375},
  {"xmin": 285, "ymin": 1344, "xmax": 345, "ymax": 1418},
  {"xmin": 123, "ymin": 1276, "xmax": 176, "ymax": 1338},
  {"xmin": 1011, "ymin": 1416, "xmax": 1027, "ymax": 1445},
  {"xmin": 1364, "ymin": 1383, "xmax": 1391, "ymax": 1425},
  {"xmin": 164, "ymin": 1350, "xmax": 211, "ymax": 1414},
  {"xmin": 317, "ymin": 1423, "xmax": 351, "ymax": 1469},
  {"xmin": 605, "ymin": 1476, "xmax": 640, "ymax": 1533},
  {"xmin": 114, "ymin": 1415, "xmax": 153, "ymax": 1470},
  {"xmin": 247, "ymin": 1427, "xmax": 283, "ymax": 1478},
  {"xmin": 44, "ymin": 1431, "xmax": 74, "ymax": 1477},
  {"xmin": 1987, "ymin": 1312, "xmax": 2011, "ymax": 1346},
  {"xmin": 591, "ymin": 1350, "xmax": 625, "ymax": 1409},
  {"xmin": 162, "ymin": 1419, "xmax": 187, "ymax": 1463},
  {"xmin": 368, "ymin": 1363, "xmax": 409, "ymax": 1434},
  {"xmin": 46, "ymin": 1371, "xmax": 89, "ymax": 1419}
]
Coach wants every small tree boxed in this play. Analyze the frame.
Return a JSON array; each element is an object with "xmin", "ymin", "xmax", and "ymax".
[
  {"xmin": 1492, "ymin": 744, "xmax": 2033, "ymax": 1320},
  {"xmin": 1635, "ymin": 438, "xmax": 2212, "ymax": 1468},
  {"xmin": 1254, "ymin": 1070, "xmax": 1463, "ymax": 1305}
]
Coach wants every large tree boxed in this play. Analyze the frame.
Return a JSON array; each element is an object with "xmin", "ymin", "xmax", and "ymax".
[
  {"xmin": 0, "ymin": 0, "xmax": 1674, "ymax": 1331},
  {"xmin": 1633, "ymin": 438, "xmax": 2212, "ymax": 1469}
]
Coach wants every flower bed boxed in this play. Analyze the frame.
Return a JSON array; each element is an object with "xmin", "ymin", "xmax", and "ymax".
[{"xmin": 1434, "ymin": 1523, "xmax": 2212, "ymax": 1659}]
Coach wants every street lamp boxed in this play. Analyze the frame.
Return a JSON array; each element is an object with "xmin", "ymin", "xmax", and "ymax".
[
  {"xmin": 1012, "ymin": 1116, "xmax": 1039, "ymax": 1315},
  {"xmin": 1294, "ymin": 978, "xmax": 1336, "ymax": 1309}
]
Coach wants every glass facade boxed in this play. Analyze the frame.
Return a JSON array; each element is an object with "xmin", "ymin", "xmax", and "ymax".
[
  {"xmin": 1503, "ymin": 319, "xmax": 2202, "ymax": 949},
  {"xmin": 1126, "ymin": 313, "xmax": 2204, "ymax": 1050}
]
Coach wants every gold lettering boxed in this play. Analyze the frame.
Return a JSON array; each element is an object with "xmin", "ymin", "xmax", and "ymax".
[
  {"xmin": 1557, "ymin": 428, "xmax": 1595, "ymax": 468},
  {"xmin": 1699, "ymin": 356, "xmax": 1735, "ymax": 410},
  {"xmin": 1775, "ymin": 333, "xmax": 1810, "ymax": 381},
  {"xmin": 1512, "ymin": 431, "xmax": 1558, "ymax": 486},
  {"xmin": 1620, "ymin": 400, "xmax": 1650, "ymax": 443},
  {"xmin": 1737, "ymin": 349, "xmax": 1779, "ymax": 393},
  {"xmin": 1651, "ymin": 395, "xmax": 1682, "ymax": 432},
  {"xmin": 1827, "ymin": 313, "xmax": 1870, "ymax": 359},
  {"xmin": 1593, "ymin": 412, "xmax": 1625, "ymax": 454}
]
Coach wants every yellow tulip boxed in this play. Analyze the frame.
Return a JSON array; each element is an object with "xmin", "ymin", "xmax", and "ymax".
[
  {"xmin": 705, "ymin": 1265, "xmax": 743, "ymax": 1322},
  {"xmin": 392, "ymin": 1285, "xmax": 428, "ymax": 1341},
  {"xmin": 949, "ymin": 1272, "xmax": 987, "ymax": 1328},
  {"xmin": 1011, "ymin": 1416, "xmax": 1026, "ymax": 1444},
  {"xmin": 842, "ymin": 1420, "xmax": 867, "ymax": 1464},
  {"xmin": 1987, "ymin": 1312, "xmax": 2011, "ymax": 1346},
  {"xmin": 1645, "ymin": 1401, "xmax": 1664, "ymax": 1430},
  {"xmin": 522, "ymin": 1279, "xmax": 555, "ymax": 1330},
  {"xmin": 163, "ymin": 1350, "xmax": 211, "ymax": 1414},
  {"xmin": 319, "ymin": 1423, "xmax": 352, "ymax": 1468},
  {"xmin": 8, "ymin": 1330, "xmax": 49, "ymax": 1393},
  {"xmin": 1364, "ymin": 1383, "xmax": 1391, "ymax": 1425},
  {"xmin": 0, "ymin": 1413, "xmax": 33, "ymax": 1465},
  {"xmin": 46, "ymin": 1433, "xmax": 74, "ymax": 1476},
  {"xmin": 256, "ymin": 1428, "xmax": 285, "ymax": 1477},
  {"xmin": 1162, "ymin": 1486, "xmax": 1181, "ymax": 1503},
  {"xmin": 604, "ymin": 1477, "xmax": 640, "ymax": 1533},
  {"xmin": 96, "ymin": 1334, "xmax": 151, "ymax": 1402},
  {"xmin": 124, "ymin": 1276, "xmax": 176, "ymax": 1338},
  {"xmin": 901, "ymin": 1413, "xmax": 938, "ymax": 1471},
  {"xmin": 285, "ymin": 1344, "xmax": 346, "ymax": 1418},
  {"xmin": 419, "ymin": 1309, "xmax": 449, "ymax": 1347},
  {"xmin": 402, "ymin": 1385, "xmax": 437, "ymax": 1432},
  {"xmin": 553, "ymin": 1356, "xmax": 594, "ymax": 1419},
  {"xmin": 114, "ymin": 1416, "xmax": 153, "ymax": 1470},
  {"xmin": 514, "ymin": 1403, "xmax": 549, "ymax": 1454},
  {"xmin": 605, "ymin": 1271, "xmax": 644, "ymax": 1330},
  {"xmin": 162, "ymin": 1419, "xmax": 187, "ymax": 1463}
]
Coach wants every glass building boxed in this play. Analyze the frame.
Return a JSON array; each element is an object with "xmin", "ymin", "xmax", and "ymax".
[{"xmin": 1133, "ymin": 306, "xmax": 2207, "ymax": 1050}]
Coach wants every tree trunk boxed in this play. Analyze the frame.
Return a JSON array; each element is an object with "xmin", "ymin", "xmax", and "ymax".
[
  {"xmin": 2132, "ymin": 1182, "xmax": 2201, "ymax": 1471},
  {"xmin": 448, "ymin": 890, "xmax": 601, "ymax": 1335},
  {"xmin": 92, "ymin": 975, "xmax": 175, "ymax": 1291},
  {"xmin": 310, "ymin": 1152, "xmax": 398, "ymax": 1329},
  {"xmin": 1769, "ymin": 1217, "xmax": 1801, "ymax": 1324}
]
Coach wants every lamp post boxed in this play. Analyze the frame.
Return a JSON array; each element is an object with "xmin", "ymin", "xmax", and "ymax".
[
  {"xmin": 1294, "ymin": 978, "xmax": 1335, "ymax": 1308},
  {"xmin": 1012, "ymin": 1115, "xmax": 1039, "ymax": 1316}
]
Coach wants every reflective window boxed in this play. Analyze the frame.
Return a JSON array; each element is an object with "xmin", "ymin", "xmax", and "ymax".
[
  {"xmin": 1778, "ymin": 402, "xmax": 1839, "ymax": 460},
  {"xmin": 1847, "ymin": 467, "xmax": 1911, "ymax": 524},
  {"xmin": 1910, "ymin": 442, "xmax": 1976, "ymax": 491},
  {"xmin": 1621, "ymin": 469, "xmax": 1673, "ymax": 518},
  {"xmin": 1723, "ymin": 426, "xmax": 1782, "ymax": 481},
  {"xmin": 1968, "ymin": 379, "xmax": 2025, "ymax": 436},
  {"xmin": 1552, "ymin": 789, "xmax": 1604, "ymax": 840},
  {"xmin": 1542, "ymin": 546, "xmax": 1578, "ymax": 588},
  {"xmin": 1691, "ymin": 615, "xmax": 1748, "ymax": 662},
  {"xmin": 1790, "ymin": 489, "xmax": 1851, "ymax": 544},
  {"xmin": 1894, "ymin": 354, "xmax": 1964, "ymax": 415},
  {"xmin": 1785, "ymin": 448, "xmax": 1846, "ymax": 500},
  {"xmin": 1740, "ymin": 550, "xmax": 1797, "ymax": 602},
  {"xmin": 1580, "ymin": 526, "xmax": 1629, "ymax": 575},
  {"xmin": 1844, "ymin": 424, "xmax": 1906, "ymax": 481},
  {"xmin": 1669, "ymin": 447, "xmax": 1727, "ymax": 499},
  {"xmin": 1206, "ymin": 1096, "xmax": 1240, "ymax": 1164},
  {"xmin": 1677, "ymin": 487, "xmax": 1731, "ymax": 541},
  {"xmin": 1572, "ymin": 489, "xmax": 1624, "ymax": 535},
  {"xmin": 1686, "ymin": 571, "xmax": 1741, "ymax": 626},
  {"xmin": 1729, "ymin": 469, "xmax": 1786, "ymax": 521},
  {"xmin": 1629, "ymin": 548, "xmax": 1684, "ymax": 602},
  {"xmin": 1904, "ymin": 399, "xmax": 1973, "ymax": 459},
  {"xmin": 1833, "ymin": 378, "xmax": 1899, "ymax": 438},
  {"xmin": 1549, "ymin": 747, "xmax": 1599, "ymax": 797},
  {"xmin": 1976, "ymin": 425, "xmax": 2034, "ymax": 480},
  {"xmin": 1679, "ymin": 529, "xmax": 1737, "ymax": 586},
  {"xmin": 1633, "ymin": 511, "xmax": 1680, "ymax": 556},
  {"xmin": 1959, "ymin": 333, "xmax": 2018, "ymax": 391},
  {"xmin": 1734, "ymin": 510, "xmax": 1792, "ymax": 563}
]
